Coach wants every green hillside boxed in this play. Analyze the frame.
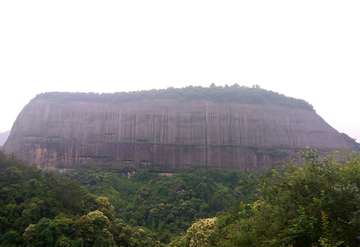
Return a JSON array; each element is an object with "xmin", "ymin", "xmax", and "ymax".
[
  {"xmin": 0, "ymin": 150, "xmax": 257, "ymax": 246},
  {"xmin": 170, "ymin": 149, "xmax": 360, "ymax": 247}
]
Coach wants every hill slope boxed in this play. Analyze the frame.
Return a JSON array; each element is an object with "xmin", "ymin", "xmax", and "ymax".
[{"xmin": 0, "ymin": 130, "xmax": 10, "ymax": 146}]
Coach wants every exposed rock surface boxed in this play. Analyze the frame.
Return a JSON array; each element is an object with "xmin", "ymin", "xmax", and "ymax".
[
  {"xmin": 0, "ymin": 130, "xmax": 10, "ymax": 146},
  {"xmin": 3, "ymin": 98, "xmax": 357, "ymax": 172}
]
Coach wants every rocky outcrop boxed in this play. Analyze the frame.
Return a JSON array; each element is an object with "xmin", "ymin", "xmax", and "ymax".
[
  {"xmin": 0, "ymin": 130, "xmax": 10, "ymax": 146},
  {"xmin": 3, "ymin": 98, "xmax": 357, "ymax": 172}
]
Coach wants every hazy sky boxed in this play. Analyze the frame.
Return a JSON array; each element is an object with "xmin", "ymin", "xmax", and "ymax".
[{"xmin": 1, "ymin": 1, "xmax": 359, "ymax": 142}]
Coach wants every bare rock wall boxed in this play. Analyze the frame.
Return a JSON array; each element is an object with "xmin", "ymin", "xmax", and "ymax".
[{"xmin": 3, "ymin": 99, "xmax": 355, "ymax": 172}]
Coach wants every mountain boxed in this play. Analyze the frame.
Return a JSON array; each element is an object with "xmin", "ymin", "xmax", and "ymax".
[
  {"xmin": 3, "ymin": 85, "xmax": 357, "ymax": 172},
  {"xmin": 0, "ymin": 130, "xmax": 10, "ymax": 147}
]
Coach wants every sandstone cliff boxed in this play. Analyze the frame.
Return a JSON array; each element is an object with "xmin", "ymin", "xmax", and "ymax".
[
  {"xmin": 0, "ymin": 130, "xmax": 10, "ymax": 146},
  {"xmin": 3, "ymin": 89, "xmax": 357, "ymax": 172}
]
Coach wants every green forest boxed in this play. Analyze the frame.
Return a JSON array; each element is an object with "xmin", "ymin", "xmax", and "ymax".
[
  {"xmin": 2, "ymin": 148, "xmax": 360, "ymax": 246},
  {"xmin": 35, "ymin": 84, "xmax": 314, "ymax": 111},
  {"xmin": 0, "ymin": 150, "xmax": 257, "ymax": 246}
]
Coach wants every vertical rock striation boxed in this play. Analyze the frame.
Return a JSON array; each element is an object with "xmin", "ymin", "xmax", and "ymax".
[{"xmin": 3, "ymin": 98, "xmax": 357, "ymax": 172}]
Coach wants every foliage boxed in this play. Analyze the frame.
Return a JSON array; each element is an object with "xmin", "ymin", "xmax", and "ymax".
[
  {"xmin": 67, "ymin": 165, "xmax": 259, "ymax": 244},
  {"xmin": 169, "ymin": 217, "xmax": 218, "ymax": 247},
  {"xmin": 0, "ymin": 150, "xmax": 161, "ymax": 246},
  {"xmin": 35, "ymin": 84, "xmax": 314, "ymax": 111},
  {"xmin": 0, "ymin": 149, "xmax": 257, "ymax": 245},
  {"xmin": 172, "ymin": 148, "xmax": 360, "ymax": 246},
  {"xmin": 10, "ymin": 146, "xmax": 360, "ymax": 246},
  {"xmin": 267, "ymin": 149, "xmax": 289, "ymax": 157}
]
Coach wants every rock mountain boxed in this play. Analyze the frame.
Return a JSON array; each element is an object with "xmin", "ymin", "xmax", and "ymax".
[
  {"xmin": 0, "ymin": 130, "xmax": 10, "ymax": 147},
  {"xmin": 3, "ymin": 86, "xmax": 357, "ymax": 172}
]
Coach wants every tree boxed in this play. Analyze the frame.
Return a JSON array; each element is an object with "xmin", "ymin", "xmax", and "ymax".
[
  {"xmin": 173, "ymin": 149, "xmax": 360, "ymax": 246},
  {"xmin": 77, "ymin": 210, "xmax": 117, "ymax": 247}
]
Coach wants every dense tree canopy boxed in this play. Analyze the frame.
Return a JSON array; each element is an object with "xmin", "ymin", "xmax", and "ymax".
[
  {"xmin": 35, "ymin": 84, "xmax": 314, "ymax": 111},
  {"xmin": 0, "ymin": 150, "xmax": 257, "ymax": 246},
  {"xmin": 3, "ymin": 146, "xmax": 359, "ymax": 246},
  {"xmin": 0, "ymin": 151, "xmax": 161, "ymax": 246},
  {"xmin": 170, "ymin": 149, "xmax": 360, "ymax": 247},
  {"xmin": 67, "ymin": 165, "xmax": 259, "ymax": 243}
]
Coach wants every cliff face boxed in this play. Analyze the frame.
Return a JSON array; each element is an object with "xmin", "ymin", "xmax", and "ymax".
[
  {"xmin": 3, "ymin": 99, "xmax": 356, "ymax": 172},
  {"xmin": 0, "ymin": 130, "xmax": 10, "ymax": 146}
]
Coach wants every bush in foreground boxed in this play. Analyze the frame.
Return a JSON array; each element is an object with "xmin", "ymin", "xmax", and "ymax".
[{"xmin": 171, "ymin": 149, "xmax": 360, "ymax": 247}]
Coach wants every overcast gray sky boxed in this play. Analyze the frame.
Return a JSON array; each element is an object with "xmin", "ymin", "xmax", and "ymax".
[{"xmin": 1, "ymin": 1, "xmax": 359, "ymax": 142}]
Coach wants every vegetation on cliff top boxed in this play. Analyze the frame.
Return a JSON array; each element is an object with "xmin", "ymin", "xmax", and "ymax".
[{"xmin": 35, "ymin": 84, "xmax": 314, "ymax": 111}]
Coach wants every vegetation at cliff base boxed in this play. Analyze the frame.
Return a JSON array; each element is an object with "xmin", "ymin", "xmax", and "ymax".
[
  {"xmin": 170, "ymin": 149, "xmax": 360, "ymax": 247},
  {"xmin": 35, "ymin": 84, "xmax": 314, "ymax": 111},
  {"xmin": 2, "ymin": 148, "xmax": 360, "ymax": 246},
  {"xmin": 0, "ymin": 150, "xmax": 258, "ymax": 246},
  {"xmin": 0, "ymin": 151, "xmax": 161, "ymax": 246},
  {"xmin": 67, "ymin": 165, "xmax": 258, "ymax": 243}
]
